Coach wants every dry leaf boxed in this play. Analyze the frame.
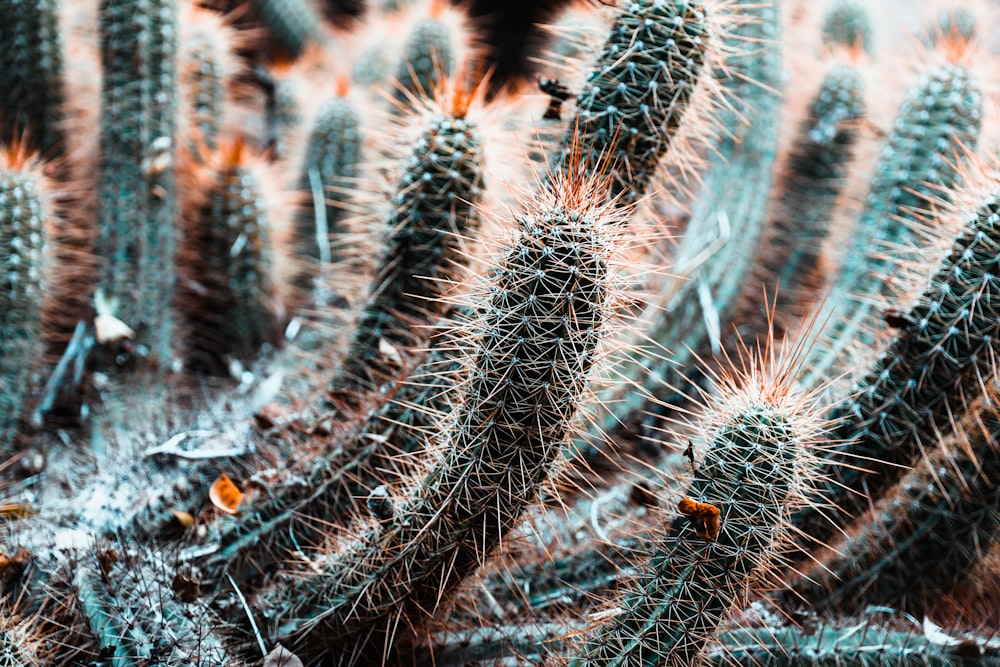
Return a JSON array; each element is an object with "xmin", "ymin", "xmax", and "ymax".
[
  {"xmin": 209, "ymin": 473, "xmax": 244, "ymax": 514},
  {"xmin": 264, "ymin": 644, "xmax": 303, "ymax": 667},
  {"xmin": 378, "ymin": 338, "xmax": 403, "ymax": 365},
  {"xmin": 94, "ymin": 314, "xmax": 135, "ymax": 344},
  {"xmin": 171, "ymin": 510, "xmax": 195, "ymax": 527}
]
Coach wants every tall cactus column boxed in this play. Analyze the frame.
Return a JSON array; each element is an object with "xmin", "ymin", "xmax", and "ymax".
[
  {"xmin": 97, "ymin": 0, "xmax": 179, "ymax": 368},
  {"xmin": 0, "ymin": 150, "xmax": 51, "ymax": 459},
  {"xmin": 270, "ymin": 175, "xmax": 625, "ymax": 665}
]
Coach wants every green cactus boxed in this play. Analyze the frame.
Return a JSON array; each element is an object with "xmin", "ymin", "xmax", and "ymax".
[
  {"xmin": 181, "ymin": 140, "xmax": 275, "ymax": 366},
  {"xmin": 391, "ymin": 16, "xmax": 454, "ymax": 110},
  {"xmin": 749, "ymin": 63, "xmax": 865, "ymax": 325},
  {"xmin": 296, "ymin": 95, "xmax": 363, "ymax": 269},
  {"xmin": 596, "ymin": 0, "xmax": 782, "ymax": 439},
  {"xmin": 794, "ymin": 190, "xmax": 1000, "ymax": 544},
  {"xmin": 706, "ymin": 623, "xmax": 999, "ymax": 667},
  {"xmin": 5, "ymin": 2, "xmax": 1000, "ymax": 666},
  {"xmin": 73, "ymin": 544, "xmax": 230, "ymax": 666},
  {"xmin": 791, "ymin": 385, "xmax": 1000, "ymax": 614},
  {"xmin": 270, "ymin": 179, "xmax": 621, "ymax": 664},
  {"xmin": 803, "ymin": 61, "xmax": 982, "ymax": 386},
  {"xmin": 179, "ymin": 8, "xmax": 232, "ymax": 155},
  {"xmin": 97, "ymin": 0, "xmax": 179, "ymax": 368},
  {"xmin": 0, "ymin": 154, "xmax": 49, "ymax": 460},
  {"xmin": 821, "ymin": 0, "xmax": 874, "ymax": 53},
  {"xmin": 571, "ymin": 372, "xmax": 816, "ymax": 667},
  {"xmin": 0, "ymin": 0, "xmax": 64, "ymax": 154},
  {"xmin": 249, "ymin": 0, "xmax": 325, "ymax": 58},
  {"xmin": 556, "ymin": 0, "xmax": 710, "ymax": 205},
  {"xmin": 324, "ymin": 108, "xmax": 483, "ymax": 412}
]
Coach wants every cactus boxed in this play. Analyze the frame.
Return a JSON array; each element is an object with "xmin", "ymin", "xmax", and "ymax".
[
  {"xmin": 180, "ymin": 139, "xmax": 276, "ymax": 366},
  {"xmin": 0, "ymin": 149, "xmax": 50, "ymax": 459},
  {"xmin": 790, "ymin": 388, "xmax": 1000, "ymax": 615},
  {"xmin": 821, "ymin": 0, "xmax": 873, "ymax": 53},
  {"xmin": 270, "ymin": 174, "xmax": 624, "ymax": 664},
  {"xmin": 97, "ymin": 0, "xmax": 179, "ymax": 368},
  {"xmin": 178, "ymin": 7, "xmax": 234, "ymax": 155},
  {"xmin": 296, "ymin": 93, "xmax": 363, "ymax": 269},
  {"xmin": 6, "ymin": 2, "xmax": 1000, "ymax": 666},
  {"xmin": 556, "ymin": 0, "xmax": 709, "ymax": 205},
  {"xmin": 249, "ymin": 0, "xmax": 326, "ymax": 58},
  {"xmin": 794, "ymin": 189, "xmax": 1000, "ymax": 544},
  {"xmin": 596, "ymin": 0, "xmax": 783, "ymax": 439},
  {"xmin": 570, "ymin": 349, "xmax": 819, "ymax": 667},
  {"xmin": 391, "ymin": 14, "xmax": 455, "ymax": 110},
  {"xmin": 803, "ymin": 60, "xmax": 982, "ymax": 385},
  {"xmin": 744, "ymin": 63, "xmax": 865, "ymax": 330},
  {"xmin": 73, "ymin": 543, "xmax": 230, "ymax": 666},
  {"xmin": 324, "ymin": 101, "xmax": 483, "ymax": 413},
  {"xmin": 0, "ymin": 0, "xmax": 64, "ymax": 154},
  {"xmin": 706, "ymin": 623, "xmax": 1000, "ymax": 667}
]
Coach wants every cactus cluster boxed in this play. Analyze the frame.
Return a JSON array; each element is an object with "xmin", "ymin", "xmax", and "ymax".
[{"xmin": 4, "ymin": 1, "xmax": 1000, "ymax": 666}]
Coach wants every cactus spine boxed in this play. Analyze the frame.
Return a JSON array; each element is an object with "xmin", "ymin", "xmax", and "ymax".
[
  {"xmin": 0, "ymin": 0, "xmax": 64, "ymax": 154},
  {"xmin": 272, "ymin": 176, "xmax": 622, "ymax": 664},
  {"xmin": 571, "ymin": 360, "xmax": 816, "ymax": 667}
]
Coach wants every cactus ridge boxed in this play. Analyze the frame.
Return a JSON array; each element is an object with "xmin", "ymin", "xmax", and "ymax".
[
  {"xmin": 325, "ymin": 110, "xmax": 484, "ymax": 410},
  {"xmin": 557, "ymin": 0, "xmax": 710, "ymax": 205},
  {"xmin": 0, "ymin": 0, "xmax": 64, "ymax": 154},
  {"xmin": 795, "ymin": 191, "xmax": 1000, "ymax": 542},
  {"xmin": 804, "ymin": 61, "xmax": 983, "ymax": 386},
  {"xmin": 271, "ymin": 178, "xmax": 622, "ymax": 664},
  {"xmin": 0, "ymin": 160, "xmax": 50, "ymax": 457}
]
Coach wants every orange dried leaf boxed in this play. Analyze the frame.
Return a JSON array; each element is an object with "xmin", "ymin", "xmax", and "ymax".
[{"xmin": 209, "ymin": 473, "xmax": 244, "ymax": 514}]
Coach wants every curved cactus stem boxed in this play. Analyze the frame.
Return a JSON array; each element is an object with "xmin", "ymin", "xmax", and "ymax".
[{"xmin": 270, "ymin": 177, "xmax": 623, "ymax": 665}]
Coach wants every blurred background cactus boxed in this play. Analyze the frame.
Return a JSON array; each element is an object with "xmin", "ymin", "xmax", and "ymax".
[{"xmin": 3, "ymin": 0, "xmax": 1000, "ymax": 665}]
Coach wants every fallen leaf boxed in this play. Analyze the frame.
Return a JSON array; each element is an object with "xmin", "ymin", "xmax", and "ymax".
[
  {"xmin": 209, "ymin": 473, "xmax": 244, "ymax": 514},
  {"xmin": 264, "ymin": 644, "xmax": 303, "ymax": 667}
]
